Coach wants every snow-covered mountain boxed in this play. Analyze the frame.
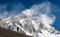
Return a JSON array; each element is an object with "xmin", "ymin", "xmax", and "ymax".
[{"xmin": 0, "ymin": 2, "xmax": 60, "ymax": 37}]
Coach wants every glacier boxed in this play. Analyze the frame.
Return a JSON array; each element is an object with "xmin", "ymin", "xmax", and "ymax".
[{"xmin": 0, "ymin": 2, "xmax": 60, "ymax": 37}]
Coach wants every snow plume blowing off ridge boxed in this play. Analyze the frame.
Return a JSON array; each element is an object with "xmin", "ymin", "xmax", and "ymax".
[
  {"xmin": 23, "ymin": 2, "xmax": 55, "ymax": 25},
  {"xmin": 22, "ymin": 2, "xmax": 60, "ymax": 37},
  {"xmin": 0, "ymin": 2, "xmax": 60, "ymax": 37}
]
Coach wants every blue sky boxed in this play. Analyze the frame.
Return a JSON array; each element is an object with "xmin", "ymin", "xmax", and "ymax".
[{"xmin": 0, "ymin": 0, "xmax": 60, "ymax": 31}]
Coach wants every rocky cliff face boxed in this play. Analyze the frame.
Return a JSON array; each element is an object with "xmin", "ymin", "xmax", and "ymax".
[{"xmin": 0, "ymin": 27, "xmax": 32, "ymax": 37}]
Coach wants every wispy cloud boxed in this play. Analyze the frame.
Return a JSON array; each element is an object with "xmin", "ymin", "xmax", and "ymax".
[{"xmin": 0, "ymin": 3, "xmax": 25, "ymax": 18}]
